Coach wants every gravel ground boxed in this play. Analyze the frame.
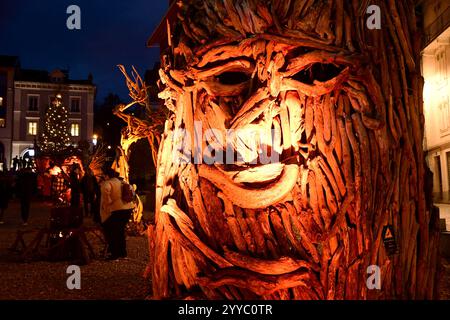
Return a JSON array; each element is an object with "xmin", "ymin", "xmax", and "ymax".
[
  {"xmin": 440, "ymin": 258, "xmax": 450, "ymax": 299},
  {"xmin": 0, "ymin": 200, "xmax": 151, "ymax": 300},
  {"xmin": 1, "ymin": 200, "xmax": 450, "ymax": 300}
]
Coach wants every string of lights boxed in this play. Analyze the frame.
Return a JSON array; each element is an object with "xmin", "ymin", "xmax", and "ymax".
[{"xmin": 39, "ymin": 94, "xmax": 70, "ymax": 153}]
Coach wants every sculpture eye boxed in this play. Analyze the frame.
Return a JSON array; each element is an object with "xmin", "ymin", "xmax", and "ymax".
[
  {"xmin": 216, "ymin": 71, "xmax": 251, "ymax": 85},
  {"xmin": 292, "ymin": 63, "xmax": 344, "ymax": 84}
]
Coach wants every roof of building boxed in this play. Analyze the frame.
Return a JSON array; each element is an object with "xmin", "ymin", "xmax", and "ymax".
[
  {"xmin": 0, "ymin": 55, "xmax": 94, "ymax": 86},
  {"xmin": 147, "ymin": 1, "xmax": 179, "ymax": 48},
  {"xmin": 15, "ymin": 68, "xmax": 95, "ymax": 86}
]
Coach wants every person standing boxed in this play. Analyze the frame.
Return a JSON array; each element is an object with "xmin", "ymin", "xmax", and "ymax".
[
  {"xmin": 16, "ymin": 168, "xmax": 36, "ymax": 226},
  {"xmin": 0, "ymin": 171, "xmax": 12, "ymax": 224},
  {"xmin": 92, "ymin": 175, "xmax": 102, "ymax": 224},
  {"xmin": 12, "ymin": 156, "xmax": 19, "ymax": 172},
  {"xmin": 81, "ymin": 168, "xmax": 97, "ymax": 217},
  {"xmin": 100, "ymin": 168, "xmax": 134, "ymax": 260},
  {"xmin": 52, "ymin": 171, "xmax": 66, "ymax": 201},
  {"xmin": 42, "ymin": 169, "xmax": 52, "ymax": 200},
  {"xmin": 20, "ymin": 157, "xmax": 26, "ymax": 170},
  {"xmin": 92, "ymin": 174, "xmax": 105, "ymax": 224},
  {"xmin": 69, "ymin": 164, "xmax": 81, "ymax": 208}
]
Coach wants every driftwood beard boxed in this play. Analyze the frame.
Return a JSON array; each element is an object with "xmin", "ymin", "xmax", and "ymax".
[{"xmin": 151, "ymin": 0, "xmax": 440, "ymax": 300}]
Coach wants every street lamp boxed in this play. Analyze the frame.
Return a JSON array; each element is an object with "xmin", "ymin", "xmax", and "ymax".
[{"xmin": 92, "ymin": 134, "xmax": 98, "ymax": 146}]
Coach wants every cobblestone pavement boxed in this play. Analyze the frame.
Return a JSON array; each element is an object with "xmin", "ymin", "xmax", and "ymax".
[
  {"xmin": 1, "ymin": 200, "xmax": 449, "ymax": 299},
  {"xmin": 0, "ymin": 200, "xmax": 151, "ymax": 300},
  {"xmin": 440, "ymin": 258, "xmax": 450, "ymax": 299}
]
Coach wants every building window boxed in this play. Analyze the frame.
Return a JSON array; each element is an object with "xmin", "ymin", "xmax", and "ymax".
[
  {"xmin": 436, "ymin": 48, "xmax": 447, "ymax": 83},
  {"xmin": 28, "ymin": 122, "xmax": 38, "ymax": 135},
  {"xmin": 70, "ymin": 123, "xmax": 80, "ymax": 137},
  {"xmin": 28, "ymin": 96, "xmax": 39, "ymax": 111},
  {"xmin": 439, "ymin": 97, "xmax": 450, "ymax": 136},
  {"xmin": 70, "ymin": 97, "xmax": 81, "ymax": 113}
]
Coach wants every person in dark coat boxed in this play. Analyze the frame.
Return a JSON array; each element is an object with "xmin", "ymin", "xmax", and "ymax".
[
  {"xmin": 0, "ymin": 171, "xmax": 12, "ymax": 224},
  {"xmin": 90, "ymin": 174, "xmax": 105, "ymax": 224},
  {"xmin": 20, "ymin": 157, "xmax": 26, "ymax": 170},
  {"xmin": 69, "ymin": 164, "xmax": 81, "ymax": 208},
  {"xmin": 80, "ymin": 168, "xmax": 98, "ymax": 217},
  {"xmin": 92, "ymin": 176, "xmax": 102, "ymax": 224},
  {"xmin": 12, "ymin": 156, "xmax": 19, "ymax": 172},
  {"xmin": 16, "ymin": 168, "xmax": 36, "ymax": 225}
]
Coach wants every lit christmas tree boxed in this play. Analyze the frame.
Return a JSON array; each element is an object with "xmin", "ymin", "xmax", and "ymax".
[{"xmin": 39, "ymin": 94, "xmax": 70, "ymax": 153}]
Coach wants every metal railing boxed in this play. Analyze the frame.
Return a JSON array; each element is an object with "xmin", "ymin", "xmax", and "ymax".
[{"xmin": 424, "ymin": 5, "xmax": 450, "ymax": 48}]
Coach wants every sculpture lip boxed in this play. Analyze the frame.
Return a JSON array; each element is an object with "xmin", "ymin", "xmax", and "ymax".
[
  {"xmin": 214, "ymin": 162, "xmax": 285, "ymax": 184},
  {"xmin": 198, "ymin": 162, "xmax": 300, "ymax": 209},
  {"xmin": 209, "ymin": 155, "xmax": 301, "ymax": 185}
]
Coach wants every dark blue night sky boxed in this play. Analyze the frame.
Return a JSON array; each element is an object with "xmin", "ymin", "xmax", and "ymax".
[{"xmin": 0, "ymin": 0, "xmax": 167, "ymax": 103}]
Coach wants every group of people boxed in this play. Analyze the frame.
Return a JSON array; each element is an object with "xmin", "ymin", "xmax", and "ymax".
[
  {"xmin": 12, "ymin": 156, "xmax": 34, "ymax": 172},
  {"xmin": 0, "ymin": 163, "xmax": 136, "ymax": 261},
  {"xmin": 60, "ymin": 164, "xmax": 136, "ymax": 261},
  {"xmin": 65, "ymin": 165, "xmax": 135, "ymax": 261},
  {"xmin": 65, "ymin": 164, "xmax": 102, "ymax": 223}
]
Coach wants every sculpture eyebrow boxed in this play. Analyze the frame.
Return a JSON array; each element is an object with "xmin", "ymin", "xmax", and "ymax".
[
  {"xmin": 192, "ymin": 59, "xmax": 255, "ymax": 79},
  {"xmin": 282, "ymin": 51, "xmax": 355, "ymax": 77},
  {"xmin": 196, "ymin": 44, "xmax": 255, "ymax": 68}
]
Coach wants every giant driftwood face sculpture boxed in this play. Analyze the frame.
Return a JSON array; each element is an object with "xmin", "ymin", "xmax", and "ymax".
[{"xmin": 151, "ymin": 0, "xmax": 440, "ymax": 299}]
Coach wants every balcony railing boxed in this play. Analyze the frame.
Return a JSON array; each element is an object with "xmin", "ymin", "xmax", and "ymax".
[{"xmin": 424, "ymin": 5, "xmax": 450, "ymax": 48}]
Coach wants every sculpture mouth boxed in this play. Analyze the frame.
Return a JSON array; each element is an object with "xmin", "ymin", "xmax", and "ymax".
[
  {"xmin": 200, "ymin": 90, "xmax": 310, "ymax": 191},
  {"xmin": 205, "ymin": 114, "xmax": 300, "ymax": 185},
  {"xmin": 215, "ymin": 162, "xmax": 286, "ymax": 185},
  {"xmin": 199, "ymin": 107, "xmax": 307, "ymax": 207},
  {"xmin": 198, "ymin": 162, "xmax": 300, "ymax": 209}
]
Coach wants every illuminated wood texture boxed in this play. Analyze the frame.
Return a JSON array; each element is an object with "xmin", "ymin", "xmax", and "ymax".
[
  {"xmin": 148, "ymin": 0, "xmax": 440, "ymax": 299},
  {"xmin": 115, "ymin": 65, "xmax": 167, "ymax": 222}
]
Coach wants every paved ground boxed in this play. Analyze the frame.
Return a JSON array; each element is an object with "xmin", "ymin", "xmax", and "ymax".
[
  {"xmin": 0, "ymin": 199, "xmax": 449, "ymax": 299},
  {"xmin": 0, "ymin": 200, "xmax": 151, "ymax": 300},
  {"xmin": 441, "ymin": 259, "xmax": 450, "ymax": 299}
]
